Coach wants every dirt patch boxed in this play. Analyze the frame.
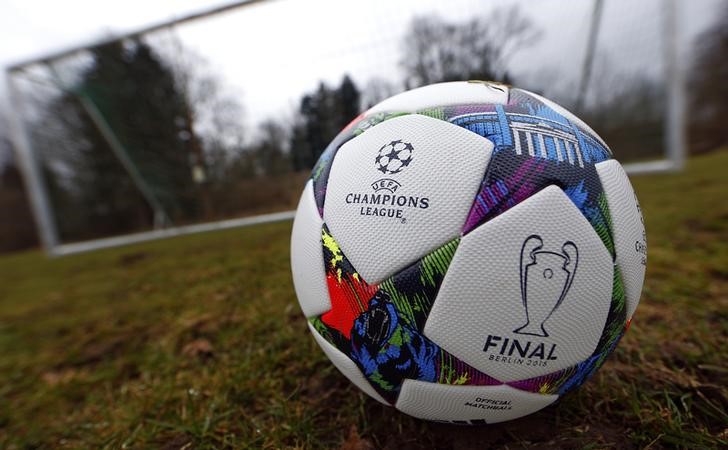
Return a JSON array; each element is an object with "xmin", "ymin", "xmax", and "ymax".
[
  {"xmin": 181, "ymin": 338, "xmax": 214, "ymax": 358},
  {"xmin": 158, "ymin": 432, "xmax": 193, "ymax": 450},
  {"xmin": 117, "ymin": 251, "xmax": 149, "ymax": 267},
  {"xmin": 339, "ymin": 425, "xmax": 375, "ymax": 450}
]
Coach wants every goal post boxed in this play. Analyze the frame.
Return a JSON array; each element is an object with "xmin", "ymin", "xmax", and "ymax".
[
  {"xmin": 5, "ymin": 72, "xmax": 60, "ymax": 252},
  {"xmin": 4, "ymin": 0, "xmax": 688, "ymax": 256}
]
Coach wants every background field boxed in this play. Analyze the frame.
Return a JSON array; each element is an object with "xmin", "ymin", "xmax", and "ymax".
[{"xmin": 1, "ymin": 150, "xmax": 727, "ymax": 449}]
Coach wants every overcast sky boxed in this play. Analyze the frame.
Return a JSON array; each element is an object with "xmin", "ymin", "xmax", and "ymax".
[{"xmin": 0, "ymin": 0, "xmax": 722, "ymax": 139}]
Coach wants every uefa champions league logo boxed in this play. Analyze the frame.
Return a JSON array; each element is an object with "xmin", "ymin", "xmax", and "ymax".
[
  {"xmin": 514, "ymin": 235, "xmax": 579, "ymax": 338},
  {"xmin": 343, "ymin": 139, "xmax": 428, "ymax": 221}
]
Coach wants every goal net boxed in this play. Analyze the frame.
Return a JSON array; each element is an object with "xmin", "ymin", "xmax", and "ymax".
[{"xmin": 4, "ymin": 0, "xmax": 690, "ymax": 255}]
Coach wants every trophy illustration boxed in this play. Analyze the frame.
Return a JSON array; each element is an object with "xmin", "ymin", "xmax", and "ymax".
[{"xmin": 513, "ymin": 235, "xmax": 579, "ymax": 337}]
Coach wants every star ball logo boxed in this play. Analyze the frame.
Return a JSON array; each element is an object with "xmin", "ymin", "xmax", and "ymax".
[
  {"xmin": 375, "ymin": 140, "xmax": 414, "ymax": 175},
  {"xmin": 343, "ymin": 139, "xmax": 429, "ymax": 222}
]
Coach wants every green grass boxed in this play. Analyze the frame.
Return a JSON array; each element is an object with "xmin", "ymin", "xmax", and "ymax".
[{"xmin": 1, "ymin": 151, "xmax": 727, "ymax": 449}]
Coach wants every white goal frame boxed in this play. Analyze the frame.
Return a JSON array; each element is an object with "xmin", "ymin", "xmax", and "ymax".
[{"xmin": 4, "ymin": 0, "xmax": 686, "ymax": 256}]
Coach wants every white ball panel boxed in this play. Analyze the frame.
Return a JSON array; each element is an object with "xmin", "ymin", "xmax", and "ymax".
[
  {"xmin": 324, "ymin": 114, "xmax": 494, "ymax": 284},
  {"xmin": 596, "ymin": 160, "xmax": 646, "ymax": 320},
  {"xmin": 307, "ymin": 322, "xmax": 389, "ymax": 405},
  {"xmin": 290, "ymin": 180, "xmax": 330, "ymax": 318},
  {"xmin": 395, "ymin": 380, "xmax": 557, "ymax": 423},
  {"xmin": 425, "ymin": 186, "xmax": 613, "ymax": 382},
  {"xmin": 367, "ymin": 81, "xmax": 508, "ymax": 114}
]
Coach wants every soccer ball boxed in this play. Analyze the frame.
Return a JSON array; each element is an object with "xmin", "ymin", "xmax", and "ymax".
[{"xmin": 290, "ymin": 81, "xmax": 646, "ymax": 423}]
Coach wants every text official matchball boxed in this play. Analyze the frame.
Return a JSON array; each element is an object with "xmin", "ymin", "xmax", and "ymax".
[{"xmin": 290, "ymin": 81, "xmax": 647, "ymax": 423}]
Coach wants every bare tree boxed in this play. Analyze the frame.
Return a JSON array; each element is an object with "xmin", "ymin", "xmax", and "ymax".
[
  {"xmin": 689, "ymin": 2, "xmax": 728, "ymax": 153},
  {"xmin": 150, "ymin": 33, "xmax": 247, "ymax": 218},
  {"xmin": 0, "ymin": 111, "xmax": 11, "ymax": 173},
  {"xmin": 361, "ymin": 77, "xmax": 400, "ymax": 109},
  {"xmin": 401, "ymin": 6, "xmax": 540, "ymax": 88},
  {"xmin": 251, "ymin": 119, "xmax": 290, "ymax": 176}
]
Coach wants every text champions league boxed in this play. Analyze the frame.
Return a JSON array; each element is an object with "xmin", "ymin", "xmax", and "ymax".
[{"xmin": 344, "ymin": 192, "xmax": 429, "ymax": 219}]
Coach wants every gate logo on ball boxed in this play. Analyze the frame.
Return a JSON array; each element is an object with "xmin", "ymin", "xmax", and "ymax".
[
  {"xmin": 483, "ymin": 235, "xmax": 579, "ymax": 366},
  {"xmin": 343, "ymin": 139, "xmax": 429, "ymax": 223}
]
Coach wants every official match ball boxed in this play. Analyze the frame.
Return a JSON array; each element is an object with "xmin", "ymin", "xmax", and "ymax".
[{"xmin": 290, "ymin": 81, "xmax": 647, "ymax": 423}]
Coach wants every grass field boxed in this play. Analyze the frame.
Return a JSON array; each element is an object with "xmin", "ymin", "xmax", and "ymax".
[{"xmin": 1, "ymin": 151, "xmax": 727, "ymax": 449}]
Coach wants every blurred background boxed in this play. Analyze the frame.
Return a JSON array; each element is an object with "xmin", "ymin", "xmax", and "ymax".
[
  {"xmin": 1, "ymin": 1, "xmax": 727, "ymax": 448},
  {"xmin": 1, "ymin": 0, "xmax": 725, "ymax": 255}
]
